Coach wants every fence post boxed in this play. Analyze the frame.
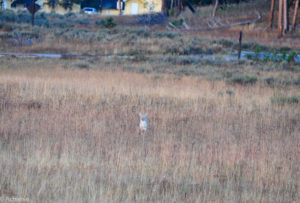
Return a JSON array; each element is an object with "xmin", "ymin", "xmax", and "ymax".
[{"xmin": 238, "ymin": 31, "xmax": 242, "ymax": 60}]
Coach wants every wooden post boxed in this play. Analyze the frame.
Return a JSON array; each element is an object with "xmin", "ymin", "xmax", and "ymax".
[{"xmin": 238, "ymin": 31, "xmax": 242, "ymax": 60}]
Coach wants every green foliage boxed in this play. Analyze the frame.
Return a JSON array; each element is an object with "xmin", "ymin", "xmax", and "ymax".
[
  {"xmin": 254, "ymin": 46, "xmax": 261, "ymax": 60},
  {"xmin": 0, "ymin": 10, "xmax": 16, "ymax": 21},
  {"xmin": 265, "ymin": 77, "xmax": 276, "ymax": 87},
  {"xmin": 95, "ymin": 19, "xmax": 106, "ymax": 26},
  {"xmin": 74, "ymin": 18, "xmax": 89, "ymax": 25},
  {"xmin": 229, "ymin": 75, "xmax": 257, "ymax": 85},
  {"xmin": 73, "ymin": 62, "xmax": 90, "ymax": 69},
  {"xmin": 286, "ymin": 51, "xmax": 297, "ymax": 63},
  {"xmin": 226, "ymin": 89, "xmax": 235, "ymax": 96},
  {"xmin": 169, "ymin": 8, "xmax": 175, "ymax": 16},
  {"xmin": 271, "ymin": 94, "xmax": 299, "ymax": 105},
  {"xmin": 153, "ymin": 32, "xmax": 181, "ymax": 39},
  {"xmin": 171, "ymin": 18, "xmax": 184, "ymax": 28},
  {"xmin": 103, "ymin": 17, "xmax": 116, "ymax": 28}
]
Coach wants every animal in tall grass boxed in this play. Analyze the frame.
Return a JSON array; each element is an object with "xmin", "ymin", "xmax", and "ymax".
[{"xmin": 138, "ymin": 113, "xmax": 148, "ymax": 132}]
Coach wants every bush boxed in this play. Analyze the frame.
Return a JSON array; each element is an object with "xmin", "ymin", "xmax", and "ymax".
[
  {"xmin": 171, "ymin": 18, "xmax": 184, "ymax": 28},
  {"xmin": 74, "ymin": 18, "xmax": 90, "ymax": 25},
  {"xmin": 52, "ymin": 19, "xmax": 69, "ymax": 28},
  {"xmin": 64, "ymin": 12, "xmax": 76, "ymax": 18},
  {"xmin": 216, "ymin": 38, "xmax": 235, "ymax": 48},
  {"xmin": 271, "ymin": 94, "xmax": 299, "ymax": 105},
  {"xmin": 229, "ymin": 75, "xmax": 257, "ymax": 85},
  {"xmin": 73, "ymin": 62, "xmax": 90, "ymax": 69},
  {"xmin": 104, "ymin": 17, "xmax": 116, "ymax": 28},
  {"xmin": 183, "ymin": 45, "xmax": 203, "ymax": 55},
  {"xmin": 16, "ymin": 11, "xmax": 31, "ymax": 23},
  {"xmin": 286, "ymin": 51, "xmax": 297, "ymax": 63},
  {"xmin": 153, "ymin": 32, "xmax": 181, "ymax": 39},
  {"xmin": 0, "ymin": 10, "xmax": 17, "ymax": 22},
  {"xmin": 265, "ymin": 77, "xmax": 275, "ymax": 86},
  {"xmin": 95, "ymin": 19, "xmax": 106, "ymax": 26}
]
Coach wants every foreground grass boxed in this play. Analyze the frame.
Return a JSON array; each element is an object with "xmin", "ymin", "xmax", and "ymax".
[{"xmin": 0, "ymin": 67, "xmax": 299, "ymax": 202}]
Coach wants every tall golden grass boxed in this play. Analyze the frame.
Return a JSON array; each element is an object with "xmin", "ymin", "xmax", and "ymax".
[{"xmin": 0, "ymin": 67, "xmax": 299, "ymax": 202}]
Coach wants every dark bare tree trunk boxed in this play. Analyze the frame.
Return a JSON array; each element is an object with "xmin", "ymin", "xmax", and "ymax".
[
  {"xmin": 283, "ymin": 0, "xmax": 288, "ymax": 33},
  {"xmin": 278, "ymin": 0, "xmax": 283, "ymax": 38},
  {"xmin": 162, "ymin": 0, "xmax": 169, "ymax": 16},
  {"xmin": 212, "ymin": 0, "xmax": 219, "ymax": 19},
  {"xmin": 269, "ymin": 0, "xmax": 275, "ymax": 29},
  {"xmin": 292, "ymin": 0, "xmax": 299, "ymax": 31}
]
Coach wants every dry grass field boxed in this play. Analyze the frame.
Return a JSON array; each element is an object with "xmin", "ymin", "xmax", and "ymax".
[
  {"xmin": 1, "ymin": 1, "xmax": 300, "ymax": 202},
  {"xmin": 0, "ymin": 61, "xmax": 299, "ymax": 202}
]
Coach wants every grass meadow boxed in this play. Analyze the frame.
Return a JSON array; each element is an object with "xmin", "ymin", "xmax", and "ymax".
[
  {"xmin": 0, "ymin": 2, "xmax": 300, "ymax": 202},
  {"xmin": 0, "ymin": 61, "xmax": 299, "ymax": 202}
]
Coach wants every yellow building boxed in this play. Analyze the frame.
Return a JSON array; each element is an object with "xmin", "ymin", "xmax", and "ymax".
[
  {"xmin": 2, "ymin": 0, "xmax": 163, "ymax": 15},
  {"xmin": 123, "ymin": 0, "xmax": 161, "ymax": 15},
  {"xmin": 101, "ymin": 0, "xmax": 162, "ymax": 15}
]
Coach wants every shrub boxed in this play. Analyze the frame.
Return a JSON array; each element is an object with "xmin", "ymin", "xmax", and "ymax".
[
  {"xmin": 171, "ymin": 18, "xmax": 184, "ymax": 28},
  {"xmin": 183, "ymin": 45, "xmax": 203, "ymax": 55},
  {"xmin": 16, "ymin": 11, "xmax": 31, "ymax": 23},
  {"xmin": 265, "ymin": 77, "xmax": 275, "ymax": 86},
  {"xmin": 163, "ymin": 42, "xmax": 184, "ymax": 55},
  {"xmin": 52, "ymin": 19, "xmax": 69, "ymax": 28},
  {"xmin": 0, "ymin": 10, "xmax": 17, "ymax": 22},
  {"xmin": 271, "ymin": 94, "xmax": 299, "ymax": 105},
  {"xmin": 226, "ymin": 89, "xmax": 235, "ymax": 96},
  {"xmin": 229, "ymin": 75, "xmax": 257, "ymax": 85},
  {"xmin": 128, "ymin": 28, "xmax": 150, "ymax": 37},
  {"xmin": 64, "ymin": 12, "xmax": 76, "ymax": 18},
  {"xmin": 104, "ymin": 17, "xmax": 116, "ymax": 28},
  {"xmin": 95, "ymin": 19, "xmax": 106, "ymax": 26},
  {"xmin": 294, "ymin": 78, "xmax": 300, "ymax": 86},
  {"xmin": 286, "ymin": 51, "xmax": 297, "ymax": 63},
  {"xmin": 153, "ymin": 32, "xmax": 181, "ymax": 39},
  {"xmin": 74, "ymin": 18, "xmax": 90, "ymax": 25},
  {"xmin": 73, "ymin": 62, "xmax": 90, "ymax": 69},
  {"xmin": 216, "ymin": 38, "xmax": 235, "ymax": 48}
]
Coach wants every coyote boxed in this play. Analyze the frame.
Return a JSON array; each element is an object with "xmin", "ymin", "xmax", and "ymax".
[{"xmin": 138, "ymin": 113, "xmax": 148, "ymax": 131}]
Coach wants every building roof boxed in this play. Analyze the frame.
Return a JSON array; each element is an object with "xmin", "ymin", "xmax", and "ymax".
[{"xmin": 11, "ymin": 0, "xmax": 36, "ymax": 7}]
